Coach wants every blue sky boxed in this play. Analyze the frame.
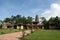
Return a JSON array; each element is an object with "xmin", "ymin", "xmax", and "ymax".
[{"xmin": 0, "ymin": 0, "xmax": 60, "ymax": 20}]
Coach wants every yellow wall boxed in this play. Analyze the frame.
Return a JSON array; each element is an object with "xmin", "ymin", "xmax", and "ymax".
[
  {"xmin": 17, "ymin": 26, "xmax": 20, "ymax": 29},
  {"xmin": 2, "ymin": 24, "xmax": 7, "ymax": 29}
]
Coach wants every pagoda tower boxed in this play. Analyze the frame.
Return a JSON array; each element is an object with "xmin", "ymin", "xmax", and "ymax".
[{"xmin": 35, "ymin": 15, "xmax": 39, "ymax": 22}]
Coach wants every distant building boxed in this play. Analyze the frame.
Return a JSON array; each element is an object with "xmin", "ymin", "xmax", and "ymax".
[
  {"xmin": 32, "ymin": 15, "xmax": 44, "ymax": 29},
  {"xmin": 37, "ymin": 23, "xmax": 44, "ymax": 29},
  {"xmin": 49, "ymin": 22, "xmax": 56, "ymax": 29},
  {"xmin": 10, "ymin": 23, "xmax": 24, "ymax": 30},
  {"xmin": 2, "ymin": 22, "xmax": 13, "ymax": 29},
  {"xmin": 16, "ymin": 23, "xmax": 24, "ymax": 30}
]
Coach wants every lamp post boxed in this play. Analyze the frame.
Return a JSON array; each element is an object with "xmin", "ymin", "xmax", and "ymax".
[{"xmin": 20, "ymin": 23, "xmax": 25, "ymax": 37}]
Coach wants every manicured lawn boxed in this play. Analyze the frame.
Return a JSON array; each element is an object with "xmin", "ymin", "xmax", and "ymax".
[
  {"xmin": 21, "ymin": 30, "xmax": 60, "ymax": 40},
  {"xmin": 0, "ymin": 29, "xmax": 20, "ymax": 34}
]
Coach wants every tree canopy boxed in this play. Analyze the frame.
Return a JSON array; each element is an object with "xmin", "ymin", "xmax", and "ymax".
[{"xmin": 3, "ymin": 15, "xmax": 33, "ymax": 25}]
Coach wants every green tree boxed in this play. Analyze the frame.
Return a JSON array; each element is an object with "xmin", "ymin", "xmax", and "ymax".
[
  {"xmin": 3, "ymin": 18, "xmax": 12, "ymax": 23},
  {"xmin": 48, "ymin": 16, "xmax": 60, "ymax": 29},
  {"xmin": 0, "ymin": 20, "xmax": 2, "ymax": 29},
  {"xmin": 27, "ymin": 16, "xmax": 32, "ymax": 24},
  {"xmin": 41, "ymin": 17, "xmax": 49, "ymax": 29},
  {"xmin": 11, "ymin": 15, "xmax": 22, "ymax": 24},
  {"xmin": 21, "ymin": 16, "xmax": 27, "ymax": 24}
]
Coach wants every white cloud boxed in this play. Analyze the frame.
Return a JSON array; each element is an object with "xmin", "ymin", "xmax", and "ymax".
[
  {"xmin": 42, "ymin": 3, "xmax": 60, "ymax": 20},
  {"xmin": 42, "ymin": 10, "xmax": 51, "ymax": 15}
]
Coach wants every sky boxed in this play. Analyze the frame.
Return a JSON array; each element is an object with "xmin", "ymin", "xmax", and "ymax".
[{"xmin": 0, "ymin": 0, "xmax": 60, "ymax": 20}]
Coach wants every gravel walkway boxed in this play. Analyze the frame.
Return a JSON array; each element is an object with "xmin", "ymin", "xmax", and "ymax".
[{"xmin": 0, "ymin": 30, "xmax": 31, "ymax": 40}]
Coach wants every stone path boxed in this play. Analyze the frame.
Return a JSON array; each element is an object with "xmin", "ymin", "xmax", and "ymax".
[{"xmin": 0, "ymin": 30, "xmax": 31, "ymax": 40}]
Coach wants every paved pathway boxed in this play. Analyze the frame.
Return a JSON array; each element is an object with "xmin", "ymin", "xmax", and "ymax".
[{"xmin": 0, "ymin": 30, "xmax": 31, "ymax": 40}]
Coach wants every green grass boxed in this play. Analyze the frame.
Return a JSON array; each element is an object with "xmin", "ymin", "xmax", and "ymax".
[
  {"xmin": 0, "ymin": 29, "xmax": 20, "ymax": 34},
  {"xmin": 21, "ymin": 30, "xmax": 60, "ymax": 40}
]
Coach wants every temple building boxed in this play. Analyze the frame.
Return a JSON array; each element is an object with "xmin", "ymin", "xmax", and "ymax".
[
  {"xmin": 14, "ymin": 23, "xmax": 24, "ymax": 30},
  {"xmin": 49, "ymin": 22, "xmax": 57, "ymax": 29},
  {"xmin": 2, "ymin": 22, "xmax": 13, "ymax": 29},
  {"xmin": 32, "ymin": 15, "xmax": 44, "ymax": 29}
]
